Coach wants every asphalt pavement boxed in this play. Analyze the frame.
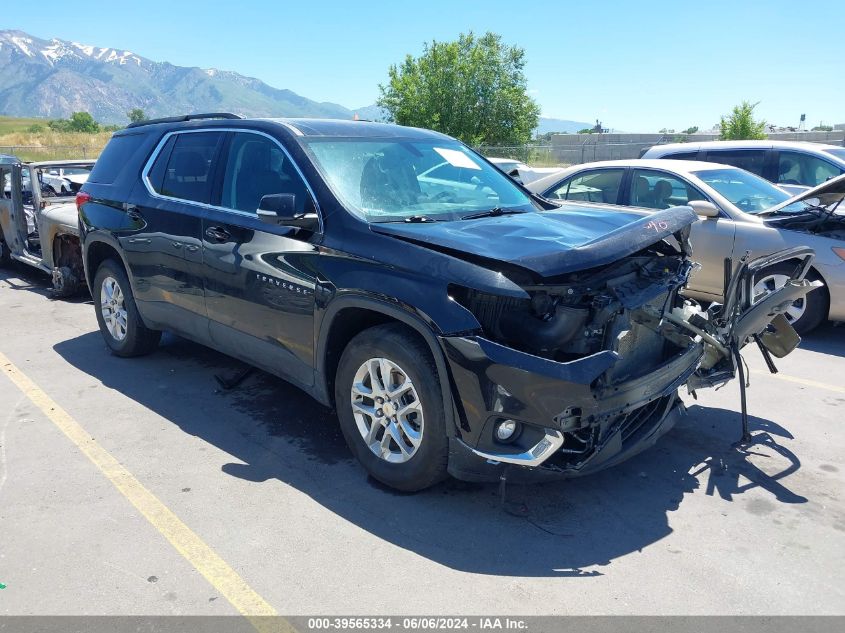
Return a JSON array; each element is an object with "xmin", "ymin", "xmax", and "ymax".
[{"xmin": 1, "ymin": 262, "xmax": 843, "ymax": 617}]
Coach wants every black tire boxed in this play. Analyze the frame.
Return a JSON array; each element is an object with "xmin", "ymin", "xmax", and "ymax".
[
  {"xmin": 335, "ymin": 323, "xmax": 449, "ymax": 492},
  {"xmin": 755, "ymin": 264, "xmax": 828, "ymax": 335},
  {"xmin": 92, "ymin": 259, "xmax": 161, "ymax": 357},
  {"xmin": 0, "ymin": 232, "xmax": 10, "ymax": 267},
  {"xmin": 51, "ymin": 266, "xmax": 80, "ymax": 298}
]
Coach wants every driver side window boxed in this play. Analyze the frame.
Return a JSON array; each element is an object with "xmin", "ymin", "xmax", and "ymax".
[
  {"xmin": 629, "ymin": 169, "xmax": 706, "ymax": 209},
  {"xmin": 777, "ymin": 151, "xmax": 842, "ymax": 188},
  {"xmin": 544, "ymin": 169, "xmax": 624, "ymax": 204},
  {"xmin": 220, "ymin": 133, "xmax": 312, "ymax": 214}
]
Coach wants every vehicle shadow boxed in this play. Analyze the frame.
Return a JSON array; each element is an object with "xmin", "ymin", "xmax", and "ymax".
[
  {"xmin": 53, "ymin": 332, "xmax": 808, "ymax": 577},
  {"xmin": 796, "ymin": 322, "xmax": 845, "ymax": 358},
  {"xmin": 0, "ymin": 261, "xmax": 92, "ymax": 303}
]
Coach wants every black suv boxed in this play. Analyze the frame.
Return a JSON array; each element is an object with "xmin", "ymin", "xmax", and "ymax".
[{"xmin": 78, "ymin": 114, "xmax": 815, "ymax": 491}]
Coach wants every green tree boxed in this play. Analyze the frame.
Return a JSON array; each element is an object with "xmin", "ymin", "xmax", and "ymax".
[
  {"xmin": 577, "ymin": 128, "xmax": 593, "ymax": 134},
  {"xmin": 66, "ymin": 112, "xmax": 100, "ymax": 133},
  {"xmin": 812, "ymin": 125, "xmax": 833, "ymax": 132},
  {"xmin": 48, "ymin": 119, "xmax": 71, "ymax": 132},
  {"xmin": 683, "ymin": 126, "xmax": 699, "ymax": 135},
  {"xmin": 26, "ymin": 124, "xmax": 44, "ymax": 133},
  {"xmin": 377, "ymin": 32, "xmax": 540, "ymax": 146},
  {"xmin": 127, "ymin": 108, "xmax": 147, "ymax": 124},
  {"xmin": 719, "ymin": 101, "xmax": 767, "ymax": 140}
]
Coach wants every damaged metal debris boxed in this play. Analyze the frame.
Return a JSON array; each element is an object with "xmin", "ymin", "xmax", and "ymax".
[
  {"xmin": 0, "ymin": 155, "xmax": 93, "ymax": 296},
  {"xmin": 442, "ymin": 213, "xmax": 820, "ymax": 481}
]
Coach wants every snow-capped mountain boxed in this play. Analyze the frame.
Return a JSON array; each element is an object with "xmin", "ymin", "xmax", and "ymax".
[{"xmin": 0, "ymin": 29, "xmax": 355, "ymax": 123}]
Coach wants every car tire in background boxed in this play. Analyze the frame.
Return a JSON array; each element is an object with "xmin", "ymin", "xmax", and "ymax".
[
  {"xmin": 0, "ymin": 231, "xmax": 10, "ymax": 267},
  {"xmin": 334, "ymin": 323, "xmax": 449, "ymax": 492},
  {"xmin": 93, "ymin": 258, "xmax": 161, "ymax": 357},
  {"xmin": 753, "ymin": 263, "xmax": 828, "ymax": 335}
]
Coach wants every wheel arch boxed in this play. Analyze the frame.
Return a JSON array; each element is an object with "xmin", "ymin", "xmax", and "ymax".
[
  {"xmin": 83, "ymin": 236, "xmax": 132, "ymax": 290},
  {"xmin": 316, "ymin": 296, "xmax": 459, "ymax": 437}
]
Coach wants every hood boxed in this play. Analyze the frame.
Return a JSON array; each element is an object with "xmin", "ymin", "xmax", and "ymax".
[
  {"xmin": 41, "ymin": 201, "xmax": 80, "ymax": 230},
  {"xmin": 763, "ymin": 172, "xmax": 845, "ymax": 215},
  {"xmin": 370, "ymin": 204, "xmax": 697, "ymax": 278}
]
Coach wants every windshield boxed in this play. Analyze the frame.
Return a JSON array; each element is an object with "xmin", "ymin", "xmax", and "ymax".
[
  {"xmin": 823, "ymin": 148, "xmax": 845, "ymax": 162},
  {"xmin": 303, "ymin": 139, "xmax": 536, "ymax": 222},
  {"xmin": 693, "ymin": 168, "xmax": 809, "ymax": 214}
]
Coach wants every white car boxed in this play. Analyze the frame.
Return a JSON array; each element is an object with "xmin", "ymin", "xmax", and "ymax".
[
  {"xmin": 36, "ymin": 160, "xmax": 95, "ymax": 195},
  {"xmin": 641, "ymin": 140, "xmax": 845, "ymax": 195},
  {"xmin": 526, "ymin": 159, "xmax": 845, "ymax": 333},
  {"xmin": 486, "ymin": 157, "xmax": 560, "ymax": 185}
]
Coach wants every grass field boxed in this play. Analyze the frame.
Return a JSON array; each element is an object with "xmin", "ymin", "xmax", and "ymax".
[{"xmin": 0, "ymin": 115, "xmax": 111, "ymax": 160}]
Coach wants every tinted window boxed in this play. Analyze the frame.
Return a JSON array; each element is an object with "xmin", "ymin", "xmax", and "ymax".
[
  {"xmin": 704, "ymin": 149, "xmax": 766, "ymax": 176},
  {"xmin": 544, "ymin": 169, "xmax": 624, "ymax": 204},
  {"xmin": 777, "ymin": 151, "xmax": 843, "ymax": 187},
  {"xmin": 629, "ymin": 169, "xmax": 706, "ymax": 209},
  {"xmin": 665, "ymin": 151, "xmax": 698, "ymax": 160},
  {"xmin": 152, "ymin": 132, "xmax": 224, "ymax": 204},
  {"xmin": 220, "ymin": 132, "xmax": 312, "ymax": 213},
  {"xmin": 88, "ymin": 133, "xmax": 146, "ymax": 184},
  {"xmin": 146, "ymin": 136, "xmax": 176, "ymax": 194}
]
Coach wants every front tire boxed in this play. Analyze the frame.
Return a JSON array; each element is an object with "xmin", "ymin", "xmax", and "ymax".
[
  {"xmin": 335, "ymin": 323, "xmax": 449, "ymax": 492},
  {"xmin": 93, "ymin": 259, "xmax": 161, "ymax": 356}
]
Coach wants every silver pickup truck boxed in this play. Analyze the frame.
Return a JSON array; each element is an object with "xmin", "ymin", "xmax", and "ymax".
[{"xmin": 0, "ymin": 155, "xmax": 93, "ymax": 295}]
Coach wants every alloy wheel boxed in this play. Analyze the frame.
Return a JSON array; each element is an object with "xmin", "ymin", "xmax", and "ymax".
[
  {"xmin": 100, "ymin": 276, "xmax": 128, "ymax": 341},
  {"xmin": 350, "ymin": 357, "xmax": 424, "ymax": 464},
  {"xmin": 752, "ymin": 273, "xmax": 805, "ymax": 324}
]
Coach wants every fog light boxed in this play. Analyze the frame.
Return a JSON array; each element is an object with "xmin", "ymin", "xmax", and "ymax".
[{"xmin": 495, "ymin": 419, "xmax": 519, "ymax": 441}]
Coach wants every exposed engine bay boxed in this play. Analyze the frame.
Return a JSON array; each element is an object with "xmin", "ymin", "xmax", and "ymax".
[
  {"xmin": 445, "ymin": 224, "xmax": 822, "ymax": 477},
  {"xmin": 768, "ymin": 210, "xmax": 845, "ymax": 241}
]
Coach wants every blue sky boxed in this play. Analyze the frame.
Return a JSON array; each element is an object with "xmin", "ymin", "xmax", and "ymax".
[{"xmin": 7, "ymin": 0, "xmax": 843, "ymax": 131}]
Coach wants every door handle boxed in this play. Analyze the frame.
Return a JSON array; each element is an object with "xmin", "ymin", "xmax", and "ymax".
[{"xmin": 205, "ymin": 226, "xmax": 231, "ymax": 242}]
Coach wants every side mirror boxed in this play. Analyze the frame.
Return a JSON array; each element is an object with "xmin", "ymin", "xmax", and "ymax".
[
  {"xmin": 688, "ymin": 200, "xmax": 720, "ymax": 218},
  {"xmin": 257, "ymin": 193, "xmax": 319, "ymax": 231}
]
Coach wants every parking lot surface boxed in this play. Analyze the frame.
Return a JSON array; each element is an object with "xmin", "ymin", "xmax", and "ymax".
[{"xmin": 1, "ymin": 263, "xmax": 844, "ymax": 616}]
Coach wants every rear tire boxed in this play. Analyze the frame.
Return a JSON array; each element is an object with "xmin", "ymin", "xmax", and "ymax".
[
  {"xmin": 93, "ymin": 259, "xmax": 161, "ymax": 357},
  {"xmin": 334, "ymin": 323, "xmax": 449, "ymax": 492},
  {"xmin": 52, "ymin": 266, "xmax": 80, "ymax": 298},
  {"xmin": 0, "ymin": 232, "xmax": 10, "ymax": 267},
  {"xmin": 753, "ymin": 264, "xmax": 828, "ymax": 335}
]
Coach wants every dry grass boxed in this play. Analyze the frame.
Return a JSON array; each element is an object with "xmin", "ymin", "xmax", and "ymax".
[{"xmin": 0, "ymin": 116, "xmax": 112, "ymax": 160}]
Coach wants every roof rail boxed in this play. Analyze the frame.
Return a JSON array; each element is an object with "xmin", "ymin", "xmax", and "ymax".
[{"xmin": 126, "ymin": 112, "xmax": 242, "ymax": 129}]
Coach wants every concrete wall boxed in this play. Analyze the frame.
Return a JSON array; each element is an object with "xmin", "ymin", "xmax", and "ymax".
[{"xmin": 546, "ymin": 130, "xmax": 845, "ymax": 165}]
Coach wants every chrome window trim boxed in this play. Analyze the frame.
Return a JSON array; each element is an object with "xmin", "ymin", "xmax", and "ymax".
[{"xmin": 141, "ymin": 127, "xmax": 324, "ymax": 233}]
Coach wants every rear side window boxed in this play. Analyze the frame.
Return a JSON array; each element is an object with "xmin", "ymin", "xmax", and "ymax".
[
  {"xmin": 664, "ymin": 151, "xmax": 698, "ymax": 160},
  {"xmin": 704, "ymin": 149, "xmax": 766, "ymax": 176},
  {"xmin": 149, "ymin": 132, "xmax": 224, "ymax": 204},
  {"xmin": 88, "ymin": 134, "xmax": 146, "ymax": 184},
  {"xmin": 544, "ymin": 169, "xmax": 624, "ymax": 204}
]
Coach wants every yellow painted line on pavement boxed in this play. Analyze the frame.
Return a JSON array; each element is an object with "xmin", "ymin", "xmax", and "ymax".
[
  {"xmin": 750, "ymin": 368, "xmax": 845, "ymax": 394},
  {"xmin": 0, "ymin": 351, "xmax": 292, "ymax": 633}
]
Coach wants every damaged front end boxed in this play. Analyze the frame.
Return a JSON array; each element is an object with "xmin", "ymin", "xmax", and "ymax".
[{"xmin": 442, "ymin": 213, "xmax": 820, "ymax": 481}]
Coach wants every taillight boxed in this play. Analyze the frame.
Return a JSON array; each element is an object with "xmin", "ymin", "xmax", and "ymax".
[{"xmin": 75, "ymin": 191, "xmax": 92, "ymax": 212}]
